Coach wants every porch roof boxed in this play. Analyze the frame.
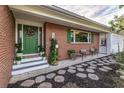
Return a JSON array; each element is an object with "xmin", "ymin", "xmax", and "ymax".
[{"xmin": 9, "ymin": 5, "xmax": 111, "ymax": 33}]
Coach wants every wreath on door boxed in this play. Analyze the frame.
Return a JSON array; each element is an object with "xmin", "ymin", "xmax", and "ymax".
[{"xmin": 26, "ymin": 27, "xmax": 36, "ymax": 36}]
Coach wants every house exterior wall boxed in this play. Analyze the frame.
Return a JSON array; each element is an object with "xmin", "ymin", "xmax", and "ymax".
[
  {"xmin": 45, "ymin": 22, "xmax": 99, "ymax": 60},
  {"xmin": 0, "ymin": 6, "xmax": 15, "ymax": 87},
  {"xmin": 108, "ymin": 33, "xmax": 124, "ymax": 53}
]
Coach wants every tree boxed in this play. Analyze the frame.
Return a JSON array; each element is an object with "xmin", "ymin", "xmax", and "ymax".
[
  {"xmin": 109, "ymin": 15, "xmax": 124, "ymax": 33},
  {"xmin": 109, "ymin": 5, "xmax": 124, "ymax": 33}
]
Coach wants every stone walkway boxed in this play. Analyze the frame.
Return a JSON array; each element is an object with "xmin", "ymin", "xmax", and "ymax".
[{"xmin": 8, "ymin": 56, "xmax": 119, "ymax": 88}]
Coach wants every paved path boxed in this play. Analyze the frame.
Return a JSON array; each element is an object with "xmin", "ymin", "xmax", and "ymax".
[{"xmin": 8, "ymin": 56, "xmax": 119, "ymax": 88}]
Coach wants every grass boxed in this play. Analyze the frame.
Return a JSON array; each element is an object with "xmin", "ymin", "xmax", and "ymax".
[{"xmin": 112, "ymin": 52, "xmax": 124, "ymax": 64}]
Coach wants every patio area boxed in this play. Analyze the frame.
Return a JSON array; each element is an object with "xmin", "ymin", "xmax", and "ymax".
[{"xmin": 8, "ymin": 54, "xmax": 120, "ymax": 88}]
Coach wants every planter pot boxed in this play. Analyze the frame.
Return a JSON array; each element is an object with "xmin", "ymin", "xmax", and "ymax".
[
  {"xmin": 40, "ymin": 52, "xmax": 43, "ymax": 56},
  {"xmin": 50, "ymin": 61, "xmax": 58, "ymax": 66},
  {"xmin": 43, "ymin": 57, "xmax": 46, "ymax": 60},
  {"xmin": 16, "ymin": 61, "xmax": 21, "ymax": 65},
  {"xmin": 17, "ymin": 53, "xmax": 23, "ymax": 57},
  {"xmin": 70, "ymin": 53, "xmax": 76, "ymax": 60}
]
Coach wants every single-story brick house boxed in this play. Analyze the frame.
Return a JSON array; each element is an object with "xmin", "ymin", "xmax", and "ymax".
[{"xmin": 0, "ymin": 5, "xmax": 111, "ymax": 87}]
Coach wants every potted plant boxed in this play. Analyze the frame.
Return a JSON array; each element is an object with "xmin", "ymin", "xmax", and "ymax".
[
  {"xmin": 38, "ymin": 45, "xmax": 45, "ymax": 56},
  {"xmin": 49, "ymin": 38, "xmax": 59, "ymax": 65},
  {"xmin": 42, "ymin": 53, "xmax": 46, "ymax": 60},
  {"xmin": 15, "ymin": 56, "xmax": 22, "ymax": 65},
  {"xmin": 15, "ymin": 43, "xmax": 23, "ymax": 58},
  {"xmin": 67, "ymin": 49, "xmax": 76, "ymax": 60}
]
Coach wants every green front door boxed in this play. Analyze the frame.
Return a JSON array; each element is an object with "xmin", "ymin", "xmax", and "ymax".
[{"xmin": 23, "ymin": 25, "xmax": 38, "ymax": 54}]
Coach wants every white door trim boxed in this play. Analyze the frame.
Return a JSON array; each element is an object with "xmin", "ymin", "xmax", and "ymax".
[{"xmin": 15, "ymin": 19, "xmax": 43, "ymax": 55}]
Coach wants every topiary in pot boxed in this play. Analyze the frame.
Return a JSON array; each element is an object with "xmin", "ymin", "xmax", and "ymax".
[
  {"xmin": 15, "ymin": 56, "xmax": 22, "ymax": 65},
  {"xmin": 48, "ymin": 38, "xmax": 59, "ymax": 65}
]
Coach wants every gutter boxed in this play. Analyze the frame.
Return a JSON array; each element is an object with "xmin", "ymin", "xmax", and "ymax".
[{"xmin": 42, "ymin": 5, "xmax": 110, "ymax": 30}]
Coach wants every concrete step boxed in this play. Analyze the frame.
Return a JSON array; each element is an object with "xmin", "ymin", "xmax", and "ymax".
[
  {"xmin": 21, "ymin": 57, "xmax": 42, "ymax": 63},
  {"xmin": 13, "ymin": 60, "xmax": 47, "ymax": 70},
  {"xmin": 12, "ymin": 64, "xmax": 49, "ymax": 75},
  {"xmin": 12, "ymin": 57, "xmax": 49, "ymax": 75}
]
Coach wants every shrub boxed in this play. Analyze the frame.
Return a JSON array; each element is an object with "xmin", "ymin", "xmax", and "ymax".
[
  {"xmin": 38, "ymin": 45, "xmax": 44, "ymax": 53},
  {"xmin": 15, "ymin": 56, "xmax": 22, "ymax": 61},
  {"xmin": 67, "ymin": 49, "xmax": 76, "ymax": 59},
  {"xmin": 113, "ymin": 52, "xmax": 124, "ymax": 64},
  {"xmin": 48, "ymin": 39, "xmax": 59, "ymax": 65}
]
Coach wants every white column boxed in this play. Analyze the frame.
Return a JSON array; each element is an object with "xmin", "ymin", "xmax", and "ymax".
[
  {"xmin": 22, "ymin": 24, "xmax": 24, "ymax": 50},
  {"xmin": 73, "ymin": 31, "xmax": 75, "ymax": 43}
]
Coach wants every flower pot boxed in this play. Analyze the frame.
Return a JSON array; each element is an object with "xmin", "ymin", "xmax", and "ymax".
[
  {"xmin": 40, "ymin": 52, "xmax": 43, "ymax": 56},
  {"xmin": 43, "ymin": 57, "xmax": 46, "ymax": 60},
  {"xmin": 16, "ymin": 61, "xmax": 21, "ymax": 65},
  {"xmin": 17, "ymin": 53, "xmax": 23, "ymax": 57},
  {"xmin": 70, "ymin": 53, "xmax": 76, "ymax": 60}
]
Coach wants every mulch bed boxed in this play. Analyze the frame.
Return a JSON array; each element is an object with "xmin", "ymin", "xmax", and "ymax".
[{"xmin": 8, "ymin": 56, "xmax": 120, "ymax": 88}]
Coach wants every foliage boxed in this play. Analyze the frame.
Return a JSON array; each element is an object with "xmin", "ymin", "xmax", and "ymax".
[
  {"xmin": 48, "ymin": 39, "xmax": 59, "ymax": 65},
  {"xmin": 112, "ymin": 52, "xmax": 124, "ymax": 64},
  {"xmin": 15, "ymin": 56, "xmax": 22, "ymax": 61},
  {"xmin": 109, "ymin": 15, "xmax": 124, "ymax": 33},
  {"xmin": 38, "ymin": 45, "xmax": 44, "ymax": 53},
  {"xmin": 42, "ymin": 53, "xmax": 46, "ymax": 57},
  {"xmin": 15, "ymin": 43, "xmax": 23, "ymax": 53},
  {"xmin": 67, "ymin": 49, "xmax": 76, "ymax": 59},
  {"xmin": 119, "ymin": 5, "xmax": 124, "ymax": 9},
  {"xmin": 109, "ymin": 5, "xmax": 124, "ymax": 33}
]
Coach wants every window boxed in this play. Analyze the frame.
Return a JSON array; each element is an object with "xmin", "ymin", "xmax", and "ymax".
[
  {"xmin": 75, "ymin": 31, "xmax": 88, "ymax": 42},
  {"xmin": 67, "ymin": 29, "xmax": 94, "ymax": 43}
]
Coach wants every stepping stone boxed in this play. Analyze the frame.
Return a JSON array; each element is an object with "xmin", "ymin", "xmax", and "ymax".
[
  {"xmin": 91, "ymin": 61, "xmax": 97, "ymax": 63},
  {"xmin": 21, "ymin": 80, "xmax": 35, "ymax": 87},
  {"xmin": 105, "ymin": 60, "xmax": 110, "ymax": 63},
  {"xmin": 67, "ymin": 69, "xmax": 76, "ymax": 74},
  {"xmin": 103, "ymin": 63, "xmax": 110, "ymax": 65},
  {"xmin": 77, "ymin": 68, "xmax": 84, "ymax": 72},
  {"xmin": 99, "ymin": 68, "xmax": 108, "ymax": 72},
  {"xmin": 102, "ymin": 66, "xmax": 112, "ymax": 70},
  {"xmin": 62, "ymin": 82, "xmax": 79, "ymax": 88},
  {"xmin": 109, "ymin": 62, "xmax": 118, "ymax": 64},
  {"xmin": 46, "ymin": 73, "xmax": 56, "ymax": 79},
  {"xmin": 38, "ymin": 82, "xmax": 52, "ymax": 88},
  {"xmin": 81, "ymin": 63, "xmax": 88, "ymax": 66},
  {"xmin": 120, "ymin": 76, "xmax": 124, "ymax": 80},
  {"xmin": 54, "ymin": 75, "xmax": 65, "ymax": 83},
  {"xmin": 76, "ymin": 65, "xmax": 82, "ymax": 68},
  {"xmin": 69, "ymin": 66, "xmax": 76, "ymax": 69},
  {"xmin": 88, "ymin": 66, "xmax": 96, "ymax": 69},
  {"xmin": 57, "ymin": 70, "xmax": 66, "ymax": 75},
  {"xmin": 90, "ymin": 64, "xmax": 97, "ymax": 67},
  {"xmin": 116, "ymin": 70, "xmax": 124, "ymax": 75},
  {"xmin": 88, "ymin": 73, "xmax": 99, "ymax": 80},
  {"xmin": 97, "ymin": 63, "xmax": 104, "ymax": 66},
  {"xmin": 35, "ymin": 76, "xmax": 46, "ymax": 83},
  {"xmin": 76, "ymin": 73, "xmax": 87, "ymax": 78},
  {"xmin": 86, "ymin": 68, "xmax": 95, "ymax": 73}
]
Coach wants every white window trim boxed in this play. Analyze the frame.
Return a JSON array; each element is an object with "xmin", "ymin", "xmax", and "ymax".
[{"xmin": 70, "ymin": 29, "xmax": 92, "ymax": 44}]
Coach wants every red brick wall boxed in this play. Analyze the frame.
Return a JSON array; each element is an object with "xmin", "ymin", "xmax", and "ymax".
[
  {"xmin": 0, "ymin": 6, "xmax": 15, "ymax": 87},
  {"xmin": 45, "ymin": 23, "xmax": 99, "ymax": 60}
]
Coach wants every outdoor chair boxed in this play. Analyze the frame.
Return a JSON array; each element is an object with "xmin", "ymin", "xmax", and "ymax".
[
  {"xmin": 89, "ymin": 48, "xmax": 95, "ymax": 56},
  {"xmin": 94, "ymin": 47, "xmax": 99, "ymax": 56},
  {"xmin": 79, "ymin": 49, "xmax": 87, "ymax": 60}
]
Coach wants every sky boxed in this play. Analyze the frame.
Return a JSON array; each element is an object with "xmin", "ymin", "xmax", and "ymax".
[{"xmin": 57, "ymin": 5, "xmax": 124, "ymax": 26}]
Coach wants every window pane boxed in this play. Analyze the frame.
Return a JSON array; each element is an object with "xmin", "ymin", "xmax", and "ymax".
[{"xmin": 75, "ymin": 31, "xmax": 88, "ymax": 42}]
